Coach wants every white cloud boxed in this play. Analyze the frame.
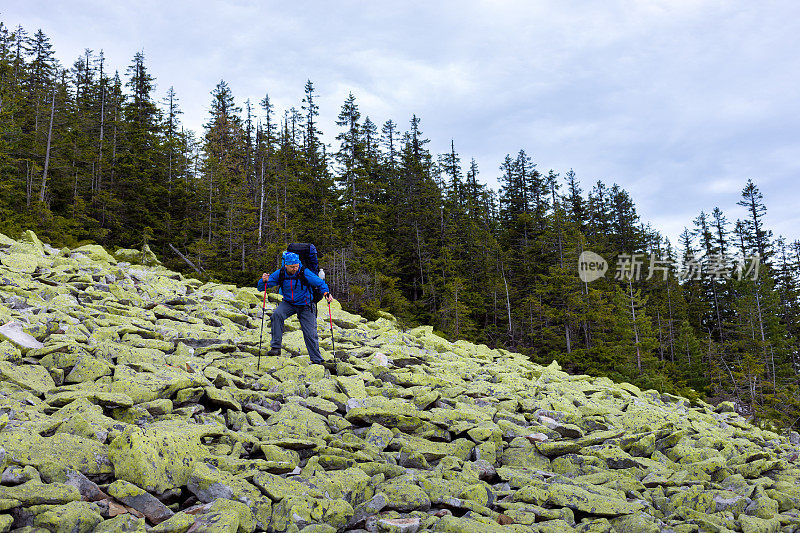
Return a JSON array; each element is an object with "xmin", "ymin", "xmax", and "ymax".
[{"xmin": 4, "ymin": 0, "xmax": 799, "ymax": 243}]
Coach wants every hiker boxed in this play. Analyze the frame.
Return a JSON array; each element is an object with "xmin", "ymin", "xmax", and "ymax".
[{"xmin": 258, "ymin": 251, "xmax": 333, "ymax": 365}]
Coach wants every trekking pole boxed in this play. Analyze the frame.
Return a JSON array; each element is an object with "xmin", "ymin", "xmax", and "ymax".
[
  {"xmin": 327, "ymin": 298, "xmax": 336, "ymax": 355},
  {"xmin": 258, "ymin": 282, "xmax": 267, "ymax": 371}
]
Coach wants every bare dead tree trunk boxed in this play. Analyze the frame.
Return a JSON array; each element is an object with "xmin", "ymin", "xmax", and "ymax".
[
  {"xmin": 110, "ymin": 104, "xmax": 117, "ymax": 190},
  {"xmin": 454, "ymin": 281, "xmax": 459, "ymax": 337},
  {"xmin": 415, "ymin": 222, "xmax": 425, "ymax": 289},
  {"xmin": 502, "ymin": 264, "xmax": 512, "ymax": 341},
  {"xmin": 26, "ymin": 161, "xmax": 32, "ymax": 207},
  {"xmin": 98, "ymin": 81, "xmax": 104, "ymax": 193},
  {"xmin": 258, "ymin": 158, "xmax": 265, "ymax": 249},
  {"xmin": 39, "ymin": 84, "xmax": 56, "ymax": 203},
  {"xmin": 207, "ymin": 168, "xmax": 213, "ymax": 245},
  {"xmin": 579, "ymin": 239, "xmax": 591, "ymax": 349},
  {"xmin": 629, "ymin": 279, "xmax": 642, "ymax": 373},
  {"xmin": 169, "ymin": 243, "xmax": 204, "ymax": 275},
  {"xmin": 667, "ymin": 281, "xmax": 675, "ymax": 363},
  {"xmin": 753, "ymin": 278, "xmax": 773, "ymax": 388}
]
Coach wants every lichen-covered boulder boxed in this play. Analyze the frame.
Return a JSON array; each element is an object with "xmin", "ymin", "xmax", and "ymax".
[
  {"xmin": 32, "ymin": 500, "xmax": 104, "ymax": 532},
  {"xmin": 72, "ymin": 244, "xmax": 117, "ymax": 264},
  {"xmin": 265, "ymin": 403, "xmax": 330, "ymax": 439},
  {"xmin": 270, "ymin": 494, "xmax": 354, "ymax": 531},
  {"xmin": 0, "ymin": 339, "xmax": 22, "ymax": 363},
  {"xmin": 433, "ymin": 515, "xmax": 509, "ymax": 533},
  {"xmin": 108, "ymin": 426, "xmax": 209, "ymax": 493},
  {"xmin": 148, "ymin": 511, "xmax": 196, "ymax": 532},
  {"xmin": 1, "ymin": 233, "xmax": 800, "ymax": 532},
  {"xmin": 0, "ymin": 479, "xmax": 82, "ymax": 507},
  {"xmin": 378, "ymin": 479, "xmax": 431, "ymax": 512},
  {"xmin": 0, "ymin": 253, "xmax": 39, "ymax": 274},
  {"xmin": 0, "ymin": 432, "xmax": 112, "ymax": 477},
  {"xmin": 345, "ymin": 397, "xmax": 429, "ymax": 432},
  {"xmin": 107, "ymin": 479, "xmax": 174, "ymax": 524},
  {"xmin": 187, "ymin": 462, "xmax": 272, "ymax": 529},
  {"xmin": 94, "ymin": 514, "xmax": 149, "ymax": 532},
  {"xmin": 113, "ymin": 245, "xmax": 161, "ymax": 266}
]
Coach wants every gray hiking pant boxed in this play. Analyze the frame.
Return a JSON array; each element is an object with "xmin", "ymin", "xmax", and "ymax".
[{"xmin": 271, "ymin": 301, "xmax": 322, "ymax": 363}]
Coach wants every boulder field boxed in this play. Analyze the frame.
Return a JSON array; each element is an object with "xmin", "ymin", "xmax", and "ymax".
[{"xmin": 1, "ymin": 230, "xmax": 799, "ymax": 533}]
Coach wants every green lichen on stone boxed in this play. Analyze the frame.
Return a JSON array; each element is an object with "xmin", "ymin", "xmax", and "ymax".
[
  {"xmin": 270, "ymin": 494, "xmax": 353, "ymax": 531},
  {"xmin": 32, "ymin": 500, "xmax": 103, "ymax": 533},
  {"xmin": 1, "ymin": 233, "xmax": 800, "ymax": 532},
  {"xmin": 378, "ymin": 480, "xmax": 431, "ymax": 512},
  {"xmin": 187, "ymin": 462, "xmax": 272, "ymax": 528},
  {"xmin": 0, "ymin": 481, "xmax": 81, "ymax": 505},
  {"xmin": 109, "ymin": 426, "xmax": 209, "ymax": 492},
  {"xmin": 0, "ymin": 432, "xmax": 112, "ymax": 476},
  {"xmin": 433, "ymin": 515, "xmax": 509, "ymax": 533},
  {"xmin": 149, "ymin": 511, "xmax": 196, "ymax": 533},
  {"xmin": 0, "ymin": 340, "xmax": 22, "ymax": 363},
  {"xmin": 0, "ymin": 361, "xmax": 55, "ymax": 395},
  {"xmin": 209, "ymin": 498, "xmax": 256, "ymax": 533},
  {"xmin": 94, "ymin": 514, "xmax": 148, "ymax": 532}
]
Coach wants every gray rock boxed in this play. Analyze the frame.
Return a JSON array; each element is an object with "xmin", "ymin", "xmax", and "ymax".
[
  {"xmin": 376, "ymin": 517, "xmax": 421, "ymax": 533},
  {"xmin": 348, "ymin": 493, "xmax": 388, "ymax": 528},
  {"xmin": 107, "ymin": 480, "xmax": 174, "ymax": 524},
  {"xmin": 0, "ymin": 321, "xmax": 44, "ymax": 349},
  {"xmin": 64, "ymin": 469, "xmax": 108, "ymax": 501}
]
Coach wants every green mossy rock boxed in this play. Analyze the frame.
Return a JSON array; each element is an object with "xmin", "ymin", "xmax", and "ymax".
[
  {"xmin": 0, "ymin": 340, "xmax": 22, "ymax": 363},
  {"xmin": 1, "ymin": 234, "xmax": 800, "ymax": 532},
  {"xmin": 187, "ymin": 462, "xmax": 272, "ymax": 528},
  {"xmin": 0, "ymin": 361, "xmax": 55, "ymax": 395},
  {"xmin": 345, "ymin": 397, "xmax": 428, "ymax": 432},
  {"xmin": 266, "ymin": 403, "xmax": 330, "ymax": 439},
  {"xmin": 0, "ymin": 432, "xmax": 113, "ymax": 476},
  {"xmin": 109, "ymin": 426, "xmax": 209, "ymax": 493},
  {"xmin": 208, "ymin": 498, "xmax": 256, "ymax": 533},
  {"xmin": 739, "ymin": 514, "xmax": 781, "ymax": 533},
  {"xmin": 32, "ymin": 500, "xmax": 103, "ymax": 533},
  {"xmin": 251, "ymin": 471, "xmax": 322, "ymax": 501},
  {"xmin": 0, "ymin": 481, "xmax": 81, "ymax": 506},
  {"xmin": 94, "ymin": 514, "xmax": 148, "ymax": 532},
  {"xmin": 271, "ymin": 494, "xmax": 354, "ymax": 531},
  {"xmin": 188, "ymin": 509, "xmax": 240, "ymax": 533},
  {"xmin": 0, "ymin": 252, "xmax": 39, "ymax": 273},
  {"xmin": 149, "ymin": 511, "xmax": 196, "ymax": 533},
  {"xmin": 72, "ymin": 244, "xmax": 117, "ymax": 264},
  {"xmin": 379, "ymin": 480, "xmax": 431, "ymax": 512},
  {"xmin": 433, "ymin": 515, "xmax": 509, "ymax": 533}
]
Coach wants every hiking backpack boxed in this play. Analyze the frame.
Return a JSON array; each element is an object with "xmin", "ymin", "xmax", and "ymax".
[
  {"xmin": 287, "ymin": 243, "xmax": 320, "ymax": 274},
  {"xmin": 278, "ymin": 243, "xmax": 324, "ymax": 303}
]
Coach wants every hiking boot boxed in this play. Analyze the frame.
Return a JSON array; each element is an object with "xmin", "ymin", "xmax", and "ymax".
[
  {"xmin": 319, "ymin": 360, "xmax": 338, "ymax": 374},
  {"xmin": 267, "ymin": 348, "xmax": 281, "ymax": 357}
]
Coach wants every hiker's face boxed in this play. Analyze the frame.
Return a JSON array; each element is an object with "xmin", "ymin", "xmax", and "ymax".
[{"xmin": 285, "ymin": 263, "xmax": 300, "ymax": 275}]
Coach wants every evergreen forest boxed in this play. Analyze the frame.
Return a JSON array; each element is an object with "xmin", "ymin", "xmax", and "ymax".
[{"xmin": 2, "ymin": 23, "xmax": 799, "ymax": 429}]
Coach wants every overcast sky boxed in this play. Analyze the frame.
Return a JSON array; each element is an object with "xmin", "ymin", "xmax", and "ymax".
[{"xmin": 4, "ymin": 1, "xmax": 799, "ymax": 246}]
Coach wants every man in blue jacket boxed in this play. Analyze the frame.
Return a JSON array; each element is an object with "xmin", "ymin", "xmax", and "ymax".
[{"xmin": 258, "ymin": 251, "xmax": 333, "ymax": 364}]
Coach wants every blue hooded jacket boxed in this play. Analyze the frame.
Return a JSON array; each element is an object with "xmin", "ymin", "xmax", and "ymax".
[{"xmin": 257, "ymin": 267, "xmax": 330, "ymax": 306}]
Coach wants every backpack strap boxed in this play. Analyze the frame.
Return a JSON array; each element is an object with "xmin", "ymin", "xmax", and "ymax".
[
  {"xmin": 279, "ymin": 266, "xmax": 311, "ymax": 291},
  {"xmin": 297, "ymin": 266, "xmax": 310, "ymax": 290}
]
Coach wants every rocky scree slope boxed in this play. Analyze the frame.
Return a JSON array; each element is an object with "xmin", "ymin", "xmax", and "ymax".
[{"xmin": 0, "ymin": 231, "xmax": 799, "ymax": 533}]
